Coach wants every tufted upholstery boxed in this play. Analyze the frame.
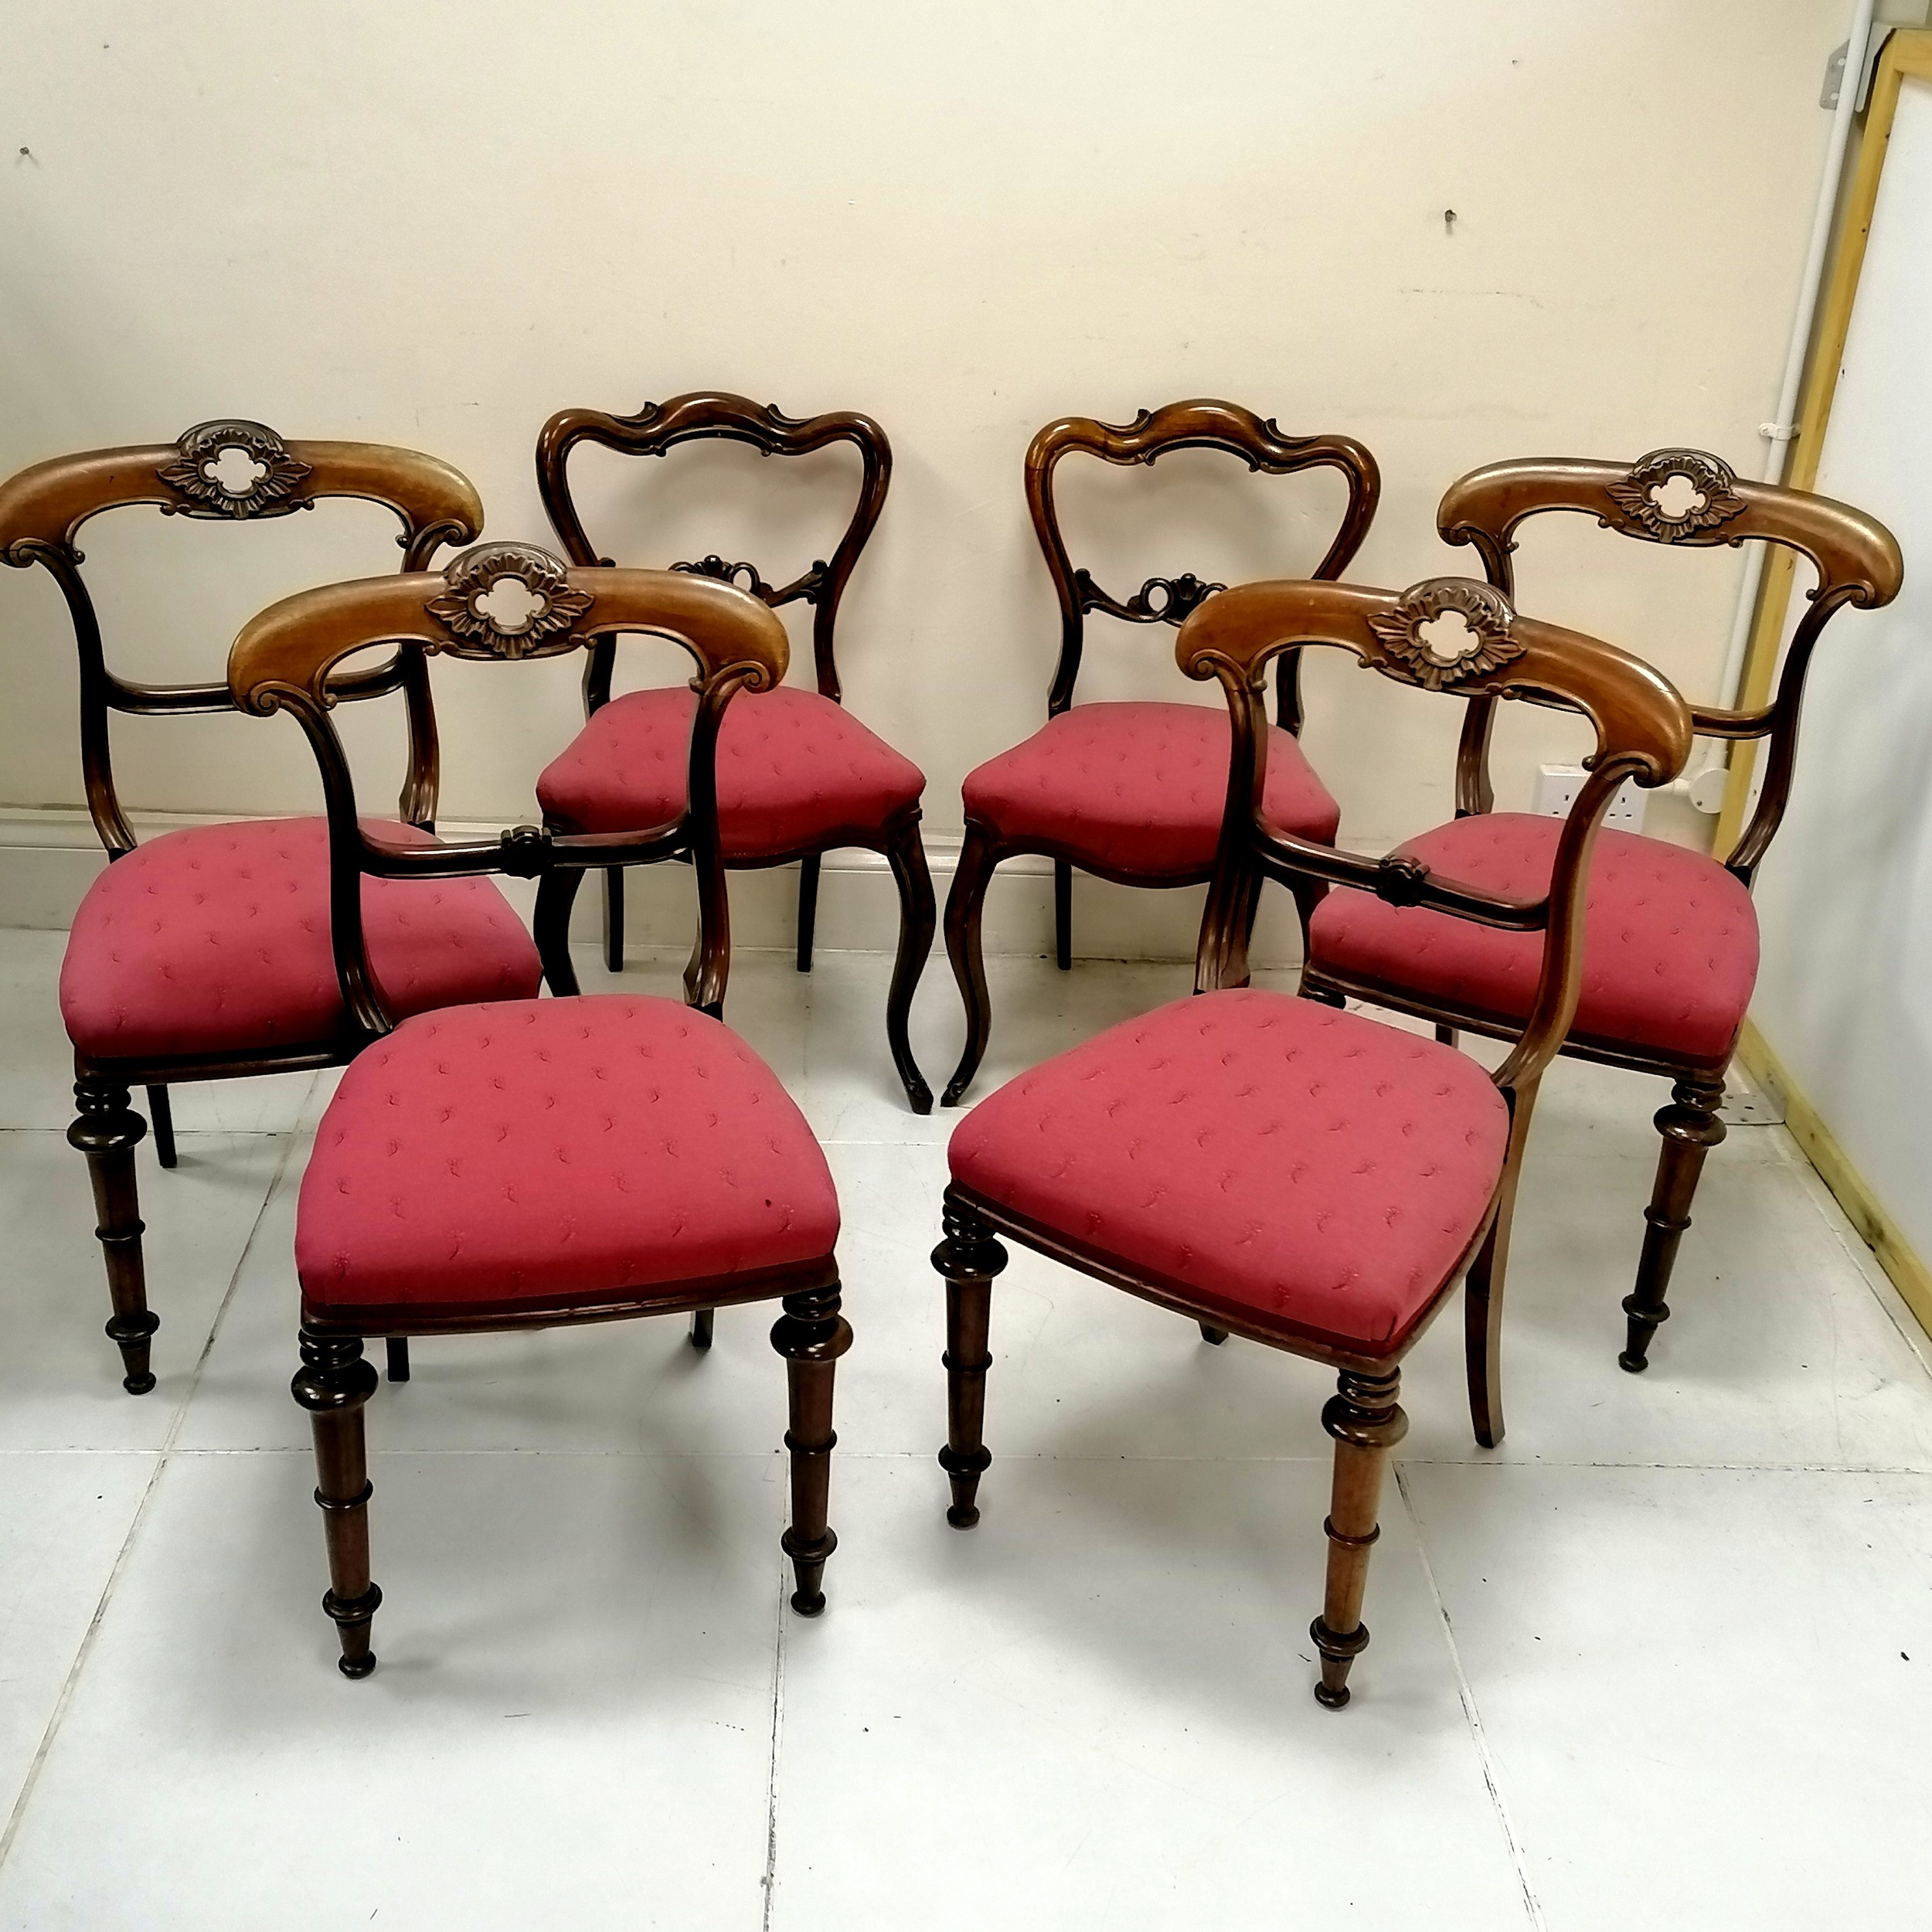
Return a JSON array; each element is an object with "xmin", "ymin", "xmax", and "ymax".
[
  {"xmin": 960, "ymin": 701, "xmax": 1340, "ymax": 876},
  {"xmin": 536, "ymin": 684, "xmax": 925, "ymax": 859},
  {"xmin": 60, "ymin": 818, "xmax": 542, "ymax": 1063},
  {"xmin": 949, "ymin": 988, "xmax": 1508, "ymax": 1351},
  {"xmin": 296, "ymin": 995, "xmax": 839, "ymax": 1320},
  {"xmin": 1308, "ymin": 813, "xmax": 1759, "ymax": 1067}
]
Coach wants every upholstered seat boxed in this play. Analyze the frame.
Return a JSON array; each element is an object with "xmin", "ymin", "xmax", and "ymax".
[
  {"xmin": 1308, "ymin": 813, "xmax": 1759, "ymax": 1066},
  {"xmin": 296, "ymin": 994, "xmax": 840, "ymax": 1321},
  {"xmin": 536, "ymin": 684, "xmax": 926, "ymax": 859},
  {"xmin": 60, "ymin": 818, "xmax": 542, "ymax": 1063},
  {"xmin": 961, "ymin": 700, "xmax": 1341, "ymax": 876},
  {"xmin": 948, "ymin": 988, "xmax": 1508, "ymax": 1352}
]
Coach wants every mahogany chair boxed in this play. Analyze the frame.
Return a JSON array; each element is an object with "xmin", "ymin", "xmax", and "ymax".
[
  {"xmin": 933, "ymin": 576, "xmax": 1691, "ymax": 1706},
  {"xmin": 1301, "ymin": 449, "xmax": 1902, "ymax": 1378},
  {"xmin": 940, "ymin": 400, "xmax": 1379, "ymax": 1107},
  {"xmin": 0, "ymin": 420, "xmax": 539, "ymax": 1396},
  {"xmin": 227, "ymin": 543, "xmax": 848, "ymax": 1676},
  {"xmin": 531, "ymin": 393, "xmax": 936, "ymax": 1111}
]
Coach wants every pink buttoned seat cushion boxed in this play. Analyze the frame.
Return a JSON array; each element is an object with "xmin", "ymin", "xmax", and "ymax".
[
  {"xmin": 1307, "ymin": 814, "xmax": 1759, "ymax": 1068},
  {"xmin": 535, "ymin": 685, "xmax": 925, "ymax": 859},
  {"xmin": 960, "ymin": 701, "xmax": 1342, "ymax": 876},
  {"xmin": 295, "ymin": 995, "xmax": 839, "ymax": 1322},
  {"xmin": 947, "ymin": 988, "xmax": 1509, "ymax": 1352},
  {"xmin": 60, "ymin": 818, "xmax": 542, "ymax": 1063}
]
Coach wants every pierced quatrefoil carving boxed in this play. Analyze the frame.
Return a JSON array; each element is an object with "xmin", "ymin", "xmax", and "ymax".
[
  {"xmin": 426, "ymin": 543, "xmax": 593, "ymax": 659},
  {"xmin": 156, "ymin": 420, "xmax": 313, "ymax": 519},
  {"xmin": 1604, "ymin": 448, "xmax": 1747, "ymax": 543},
  {"xmin": 1363, "ymin": 579, "xmax": 1524, "ymax": 692}
]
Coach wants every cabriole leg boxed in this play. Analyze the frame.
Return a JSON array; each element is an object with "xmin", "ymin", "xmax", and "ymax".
[
  {"xmin": 70, "ymin": 1080, "xmax": 157, "ymax": 1394},
  {"xmin": 940, "ymin": 824, "xmax": 999, "ymax": 1107},
  {"xmin": 770, "ymin": 1283, "xmax": 852, "ymax": 1615},
  {"xmin": 533, "ymin": 866, "xmax": 584, "ymax": 997},
  {"xmin": 883, "ymin": 820, "xmax": 936, "ymax": 1114},
  {"xmin": 797, "ymin": 855, "xmax": 821, "ymax": 973},
  {"xmin": 1311, "ymin": 1366, "xmax": 1406, "ymax": 1709},
  {"xmin": 291, "ymin": 1326, "xmax": 382, "ymax": 1679},
  {"xmin": 145, "ymin": 1085, "xmax": 177, "ymax": 1169},
  {"xmin": 1621, "ymin": 1074, "xmax": 1726, "ymax": 1372},
  {"xmin": 932, "ymin": 1196, "xmax": 1007, "ymax": 1527}
]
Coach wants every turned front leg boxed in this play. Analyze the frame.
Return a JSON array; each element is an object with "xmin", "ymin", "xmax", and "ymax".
[
  {"xmin": 770, "ymin": 1284, "xmax": 852, "ymax": 1616},
  {"xmin": 1311, "ymin": 1366, "xmax": 1407, "ymax": 1709},
  {"xmin": 70, "ymin": 1081, "xmax": 158, "ymax": 1395},
  {"xmin": 1621, "ymin": 1074, "xmax": 1726, "ymax": 1372},
  {"xmin": 291, "ymin": 1326, "xmax": 382, "ymax": 1679},
  {"xmin": 932, "ymin": 1197, "xmax": 1007, "ymax": 1528}
]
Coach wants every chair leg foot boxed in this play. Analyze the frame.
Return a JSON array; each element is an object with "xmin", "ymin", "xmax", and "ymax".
[
  {"xmin": 883, "ymin": 820, "xmax": 936, "ymax": 1113},
  {"xmin": 1199, "ymin": 1324, "xmax": 1229, "ymax": 1345},
  {"xmin": 796, "ymin": 855, "xmax": 820, "ymax": 973},
  {"xmin": 1620, "ymin": 1075, "xmax": 1725, "ymax": 1372},
  {"xmin": 70, "ymin": 1082, "xmax": 157, "ymax": 1394},
  {"xmin": 933, "ymin": 1196, "xmax": 1006, "ymax": 1528},
  {"xmin": 384, "ymin": 1337, "xmax": 411, "ymax": 1383},
  {"xmin": 690, "ymin": 1308, "xmax": 715, "ymax": 1350},
  {"xmin": 1053, "ymin": 858, "xmax": 1073, "ymax": 971},
  {"xmin": 940, "ymin": 824, "xmax": 998, "ymax": 1107},
  {"xmin": 145, "ymin": 1085, "xmax": 177, "ymax": 1169},
  {"xmin": 1311, "ymin": 1366, "xmax": 1406, "ymax": 1709},
  {"xmin": 292, "ymin": 1326, "xmax": 381, "ymax": 1679},
  {"xmin": 771, "ymin": 1283, "xmax": 851, "ymax": 1616}
]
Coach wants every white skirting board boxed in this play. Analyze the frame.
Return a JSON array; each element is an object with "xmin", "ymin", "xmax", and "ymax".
[{"xmin": 0, "ymin": 808, "xmax": 1313, "ymax": 968}]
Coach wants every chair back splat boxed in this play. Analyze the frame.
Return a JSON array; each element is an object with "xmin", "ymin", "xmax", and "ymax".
[
  {"xmin": 1179, "ymin": 574, "xmax": 1692, "ymax": 1097},
  {"xmin": 0, "ymin": 420, "xmax": 483, "ymax": 853},
  {"xmin": 1436, "ymin": 448, "xmax": 1901, "ymax": 880},
  {"xmin": 1028, "ymin": 399, "xmax": 1380, "ymax": 731},
  {"xmin": 228, "ymin": 542, "xmax": 788, "ymax": 1029},
  {"xmin": 535, "ymin": 392, "xmax": 889, "ymax": 706}
]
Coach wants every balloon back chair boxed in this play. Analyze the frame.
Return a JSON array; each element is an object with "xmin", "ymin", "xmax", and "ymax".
[
  {"xmin": 531, "ymin": 393, "xmax": 935, "ymax": 1111},
  {"xmin": 0, "ymin": 421, "xmax": 539, "ymax": 1396},
  {"xmin": 1301, "ymin": 449, "xmax": 1901, "ymax": 1376},
  {"xmin": 227, "ymin": 543, "xmax": 847, "ymax": 1677},
  {"xmin": 931, "ymin": 575, "xmax": 1691, "ymax": 1707},
  {"xmin": 940, "ymin": 400, "xmax": 1379, "ymax": 1107}
]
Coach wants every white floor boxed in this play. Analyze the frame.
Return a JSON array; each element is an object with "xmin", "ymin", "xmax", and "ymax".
[{"xmin": 2, "ymin": 927, "xmax": 1930, "ymax": 1930}]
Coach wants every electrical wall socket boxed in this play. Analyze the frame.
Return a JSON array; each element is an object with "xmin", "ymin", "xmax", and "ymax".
[{"xmin": 1532, "ymin": 764, "xmax": 1647, "ymax": 832}]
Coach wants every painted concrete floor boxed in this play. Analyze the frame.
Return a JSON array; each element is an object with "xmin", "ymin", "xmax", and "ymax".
[{"xmin": 1, "ymin": 927, "xmax": 1930, "ymax": 1929}]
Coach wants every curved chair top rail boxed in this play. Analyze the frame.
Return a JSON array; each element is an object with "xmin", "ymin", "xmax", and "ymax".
[
  {"xmin": 534, "ymin": 391, "xmax": 889, "ymax": 702},
  {"xmin": 0, "ymin": 420, "xmax": 484, "ymax": 566},
  {"xmin": 1437, "ymin": 450, "xmax": 1903, "ymax": 610},
  {"xmin": 1025, "ymin": 398, "xmax": 1381, "ymax": 723},
  {"xmin": 230, "ymin": 541, "xmax": 788, "ymax": 717},
  {"xmin": 1179, "ymin": 575, "xmax": 1694, "ymax": 1097}
]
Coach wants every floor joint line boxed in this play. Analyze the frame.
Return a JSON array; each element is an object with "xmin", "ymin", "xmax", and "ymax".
[{"xmin": 1396, "ymin": 1464, "xmax": 1548, "ymax": 1932}]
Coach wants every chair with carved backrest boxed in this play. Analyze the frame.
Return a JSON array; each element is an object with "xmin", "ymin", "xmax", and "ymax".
[
  {"xmin": 1298, "ymin": 449, "xmax": 1902, "ymax": 1382},
  {"xmin": 930, "ymin": 575, "xmax": 1691, "ymax": 1707},
  {"xmin": 531, "ymin": 393, "xmax": 935, "ymax": 1111},
  {"xmin": 0, "ymin": 420, "xmax": 541, "ymax": 1397},
  {"xmin": 227, "ymin": 544, "xmax": 848, "ymax": 1676},
  {"xmin": 938, "ymin": 399, "xmax": 1379, "ymax": 1108}
]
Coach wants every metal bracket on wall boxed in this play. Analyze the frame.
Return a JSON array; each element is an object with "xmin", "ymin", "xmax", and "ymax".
[{"xmin": 1822, "ymin": 26, "xmax": 1893, "ymax": 111}]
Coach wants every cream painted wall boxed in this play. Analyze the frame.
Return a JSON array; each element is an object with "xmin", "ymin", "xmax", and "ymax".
[{"xmin": 0, "ymin": 2, "xmax": 1855, "ymax": 953}]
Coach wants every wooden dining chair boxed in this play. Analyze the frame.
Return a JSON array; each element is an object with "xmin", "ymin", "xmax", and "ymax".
[
  {"xmin": 1301, "ymin": 450, "xmax": 1901, "ymax": 1379},
  {"xmin": 931, "ymin": 575, "xmax": 1691, "ymax": 1706},
  {"xmin": 0, "ymin": 420, "xmax": 539, "ymax": 1396},
  {"xmin": 227, "ymin": 543, "xmax": 848, "ymax": 1676},
  {"xmin": 939, "ymin": 400, "xmax": 1379, "ymax": 1107},
  {"xmin": 531, "ymin": 393, "xmax": 936, "ymax": 1111}
]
